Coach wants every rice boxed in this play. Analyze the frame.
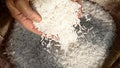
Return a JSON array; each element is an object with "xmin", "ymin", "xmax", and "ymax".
[{"xmin": 32, "ymin": 0, "xmax": 82, "ymax": 50}]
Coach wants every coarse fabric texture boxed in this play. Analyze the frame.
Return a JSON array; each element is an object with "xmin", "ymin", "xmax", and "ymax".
[{"xmin": 6, "ymin": 0, "xmax": 115, "ymax": 68}]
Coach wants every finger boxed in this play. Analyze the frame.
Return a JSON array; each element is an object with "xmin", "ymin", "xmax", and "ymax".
[
  {"xmin": 71, "ymin": 0, "xmax": 82, "ymax": 18},
  {"xmin": 16, "ymin": 14, "xmax": 43, "ymax": 35},
  {"xmin": 72, "ymin": 0, "xmax": 82, "ymax": 5},
  {"xmin": 14, "ymin": 13, "xmax": 43, "ymax": 35},
  {"xmin": 6, "ymin": 0, "xmax": 32, "ymax": 26},
  {"xmin": 14, "ymin": 0, "xmax": 42, "ymax": 22},
  {"xmin": 22, "ymin": 19, "xmax": 43, "ymax": 35},
  {"xmin": 6, "ymin": 0, "xmax": 21, "ymax": 17},
  {"xmin": 78, "ymin": 11, "xmax": 82, "ymax": 18},
  {"xmin": 77, "ymin": 4, "xmax": 82, "ymax": 18},
  {"xmin": 72, "ymin": 0, "xmax": 78, "ymax": 2},
  {"xmin": 78, "ymin": 0, "xmax": 82, "ymax": 18},
  {"xmin": 6, "ymin": 0, "xmax": 29, "ymax": 24},
  {"xmin": 77, "ymin": 0, "xmax": 82, "ymax": 5},
  {"xmin": 31, "ymin": 28, "xmax": 43, "ymax": 36},
  {"xmin": 77, "ymin": 0, "xmax": 82, "ymax": 12},
  {"xmin": 6, "ymin": 0, "xmax": 43, "ymax": 35}
]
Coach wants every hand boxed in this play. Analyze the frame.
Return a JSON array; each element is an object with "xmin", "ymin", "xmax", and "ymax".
[
  {"xmin": 6, "ymin": 0, "xmax": 43, "ymax": 35},
  {"xmin": 72, "ymin": 0, "xmax": 82, "ymax": 18},
  {"xmin": 6, "ymin": 0, "xmax": 82, "ymax": 37}
]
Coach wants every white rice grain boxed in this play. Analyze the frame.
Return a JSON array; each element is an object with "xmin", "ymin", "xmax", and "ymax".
[{"xmin": 32, "ymin": 0, "xmax": 81, "ymax": 50}]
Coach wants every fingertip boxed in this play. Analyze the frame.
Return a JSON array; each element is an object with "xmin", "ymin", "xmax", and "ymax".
[
  {"xmin": 31, "ymin": 28, "xmax": 43, "ymax": 35},
  {"xmin": 35, "ymin": 14, "xmax": 42, "ymax": 22},
  {"xmin": 72, "ymin": 0, "xmax": 78, "ymax": 2},
  {"xmin": 29, "ymin": 11, "xmax": 42, "ymax": 23}
]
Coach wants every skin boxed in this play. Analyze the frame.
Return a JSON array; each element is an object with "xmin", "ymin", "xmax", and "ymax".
[{"xmin": 6, "ymin": 0, "xmax": 82, "ymax": 36}]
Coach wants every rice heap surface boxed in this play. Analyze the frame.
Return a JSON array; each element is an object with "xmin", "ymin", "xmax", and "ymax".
[{"xmin": 32, "ymin": 0, "xmax": 81, "ymax": 50}]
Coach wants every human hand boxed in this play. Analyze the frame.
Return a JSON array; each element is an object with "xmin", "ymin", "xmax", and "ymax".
[
  {"xmin": 72, "ymin": 0, "xmax": 82, "ymax": 18},
  {"xmin": 6, "ymin": 0, "xmax": 43, "ymax": 35},
  {"xmin": 6, "ymin": 0, "xmax": 82, "ymax": 38}
]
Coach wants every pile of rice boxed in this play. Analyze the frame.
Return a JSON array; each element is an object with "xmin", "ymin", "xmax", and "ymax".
[{"xmin": 32, "ymin": 0, "xmax": 81, "ymax": 49}]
